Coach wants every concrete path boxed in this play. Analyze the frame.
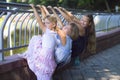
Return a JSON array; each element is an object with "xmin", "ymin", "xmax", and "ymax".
[{"xmin": 53, "ymin": 44, "xmax": 120, "ymax": 80}]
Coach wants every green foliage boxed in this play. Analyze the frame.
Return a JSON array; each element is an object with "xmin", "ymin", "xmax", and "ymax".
[
  {"xmin": 6, "ymin": 0, "xmax": 16, "ymax": 2},
  {"xmin": 28, "ymin": 0, "xmax": 40, "ymax": 5},
  {"xmin": 6, "ymin": 0, "xmax": 106, "ymax": 10},
  {"xmin": 17, "ymin": 0, "xmax": 21, "ymax": 3},
  {"xmin": 5, "ymin": 0, "xmax": 120, "ymax": 16}
]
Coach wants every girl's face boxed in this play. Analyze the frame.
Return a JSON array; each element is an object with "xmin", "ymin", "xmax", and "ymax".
[
  {"xmin": 80, "ymin": 16, "xmax": 90, "ymax": 28},
  {"xmin": 62, "ymin": 24, "xmax": 71, "ymax": 35},
  {"xmin": 44, "ymin": 18, "xmax": 55, "ymax": 30}
]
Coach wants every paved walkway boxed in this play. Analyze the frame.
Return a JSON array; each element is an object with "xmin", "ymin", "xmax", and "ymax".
[{"xmin": 53, "ymin": 44, "xmax": 120, "ymax": 80}]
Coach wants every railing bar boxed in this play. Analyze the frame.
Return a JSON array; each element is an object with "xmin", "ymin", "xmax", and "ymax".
[
  {"xmin": 35, "ymin": 21, "xmax": 39, "ymax": 35},
  {"xmin": 1, "ymin": 2, "xmax": 120, "ymax": 15},
  {"xmin": 0, "ymin": 12, "xmax": 5, "ymax": 17},
  {"xmin": 59, "ymin": 15, "xmax": 64, "ymax": 22},
  {"xmin": 19, "ymin": 13, "xmax": 25, "ymax": 46},
  {"xmin": 27, "ymin": 17, "xmax": 31, "ymax": 43},
  {"xmin": 26, "ymin": 14, "xmax": 31, "ymax": 43},
  {"xmin": 29, "ymin": 17, "xmax": 36, "ymax": 40},
  {"xmin": 24, "ymin": 13, "xmax": 30, "ymax": 45},
  {"xmin": 23, "ymin": 13, "xmax": 30, "ymax": 45},
  {"xmin": 38, "ymin": 23, "xmax": 41, "ymax": 35},
  {"xmin": 33, "ymin": 21, "xmax": 37, "ymax": 35},
  {"xmin": 13, "ymin": 13, "xmax": 21, "ymax": 47},
  {"xmin": 0, "ymin": 9, "xmax": 36, "ymax": 13},
  {"xmin": 7, "ymin": 14, "xmax": 17, "ymax": 48},
  {"xmin": 1, "ymin": 8, "xmax": 120, "ymax": 15},
  {"xmin": 26, "ymin": 14, "xmax": 32, "ymax": 45},
  {"xmin": 118, "ymin": 16, "xmax": 120, "ymax": 27},
  {"xmin": 0, "ymin": 12, "xmax": 12, "ymax": 61},
  {"xmin": 0, "ymin": 45, "xmax": 28, "ymax": 52},
  {"xmin": 106, "ymin": 15, "xmax": 112, "ymax": 32}
]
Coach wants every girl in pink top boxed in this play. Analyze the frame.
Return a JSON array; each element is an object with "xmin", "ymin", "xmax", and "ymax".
[{"xmin": 21, "ymin": 4, "xmax": 58, "ymax": 80}]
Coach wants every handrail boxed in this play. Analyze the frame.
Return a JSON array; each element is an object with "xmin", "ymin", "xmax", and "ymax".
[
  {"xmin": 0, "ymin": 8, "xmax": 33, "ymax": 13},
  {"xmin": 0, "ymin": 1, "xmax": 37, "ymax": 9},
  {"xmin": 1, "ymin": 1, "xmax": 120, "ymax": 15},
  {"xmin": 0, "ymin": 1, "xmax": 40, "ymax": 13}
]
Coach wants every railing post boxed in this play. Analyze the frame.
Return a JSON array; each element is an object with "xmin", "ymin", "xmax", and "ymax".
[
  {"xmin": 0, "ymin": 12, "xmax": 12, "ymax": 61},
  {"xmin": 0, "ymin": 28, "xmax": 3, "ymax": 61},
  {"xmin": 106, "ymin": 15, "xmax": 112, "ymax": 32},
  {"xmin": 115, "ymin": 5, "xmax": 119, "ymax": 12}
]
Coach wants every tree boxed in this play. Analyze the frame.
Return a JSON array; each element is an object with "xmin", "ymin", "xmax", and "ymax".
[{"xmin": 6, "ymin": 0, "xmax": 120, "ymax": 12}]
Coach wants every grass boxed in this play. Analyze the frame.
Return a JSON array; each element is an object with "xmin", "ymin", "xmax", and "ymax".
[
  {"xmin": 4, "ymin": 47, "xmax": 27, "ymax": 56},
  {"xmin": 0, "ymin": 16, "xmax": 4, "ymax": 27}
]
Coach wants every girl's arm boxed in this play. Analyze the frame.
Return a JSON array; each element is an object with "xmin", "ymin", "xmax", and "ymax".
[
  {"xmin": 48, "ymin": 6, "xmax": 64, "ymax": 28},
  {"xmin": 58, "ymin": 7, "xmax": 80, "ymax": 24},
  {"xmin": 48, "ymin": 6, "xmax": 66, "ymax": 46},
  {"xmin": 37, "ymin": 5, "xmax": 47, "ymax": 20},
  {"xmin": 60, "ymin": 7, "xmax": 86, "ymax": 36},
  {"xmin": 56, "ymin": 27, "xmax": 66, "ymax": 46},
  {"xmin": 42, "ymin": 5, "xmax": 50, "ymax": 16},
  {"xmin": 30, "ymin": 4, "xmax": 46, "ymax": 32},
  {"xmin": 46, "ymin": 6, "xmax": 66, "ymax": 45},
  {"xmin": 47, "ymin": 6, "xmax": 66, "ymax": 45},
  {"xmin": 61, "ymin": 7, "xmax": 76, "ymax": 19},
  {"xmin": 54, "ymin": 7, "xmax": 73, "ymax": 23},
  {"xmin": 64, "ymin": 9, "xmax": 80, "ymax": 24}
]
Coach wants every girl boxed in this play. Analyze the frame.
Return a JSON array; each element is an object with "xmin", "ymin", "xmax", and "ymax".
[
  {"xmin": 55, "ymin": 7, "xmax": 96, "ymax": 63},
  {"xmin": 20, "ymin": 4, "xmax": 58, "ymax": 80},
  {"xmin": 48, "ymin": 6, "xmax": 79, "ymax": 66},
  {"xmin": 20, "ymin": 5, "xmax": 79, "ymax": 80}
]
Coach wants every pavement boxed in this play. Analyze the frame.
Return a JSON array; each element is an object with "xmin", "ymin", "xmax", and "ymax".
[{"xmin": 53, "ymin": 43, "xmax": 120, "ymax": 80}]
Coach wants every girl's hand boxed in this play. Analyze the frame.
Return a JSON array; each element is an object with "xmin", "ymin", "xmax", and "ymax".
[
  {"xmin": 58, "ymin": 7, "xmax": 62, "ymax": 9},
  {"xmin": 29, "ymin": 4, "xmax": 35, "ymax": 8},
  {"xmin": 47, "ymin": 6, "xmax": 52, "ymax": 8},
  {"xmin": 36, "ymin": 5, "xmax": 41, "ymax": 8},
  {"xmin": 53, "ymin": 7, "xmax": 57, "ymax": 9}
]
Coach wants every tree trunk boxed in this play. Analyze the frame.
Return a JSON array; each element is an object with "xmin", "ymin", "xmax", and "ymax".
[{"xmin": 104, "ymin": 0, "xmax": 111, "ymax": 12}]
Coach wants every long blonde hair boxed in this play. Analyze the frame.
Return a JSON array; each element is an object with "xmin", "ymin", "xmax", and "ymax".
[
  {"xmin": 44, "ymin": 14, "xmax": 57, "ymax": 30},
  {"xmin": 85, "ymin": 14, "xmax": 96, "ymax": 54}
]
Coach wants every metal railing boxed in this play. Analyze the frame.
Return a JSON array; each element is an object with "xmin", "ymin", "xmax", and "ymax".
[
  {"xmin": 0, "ymin": 2, "xmax": 42, "ymax": 61},
  {"xmin": 0, "ymin": 1, "xmax": 120, "ymax": 61}
]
